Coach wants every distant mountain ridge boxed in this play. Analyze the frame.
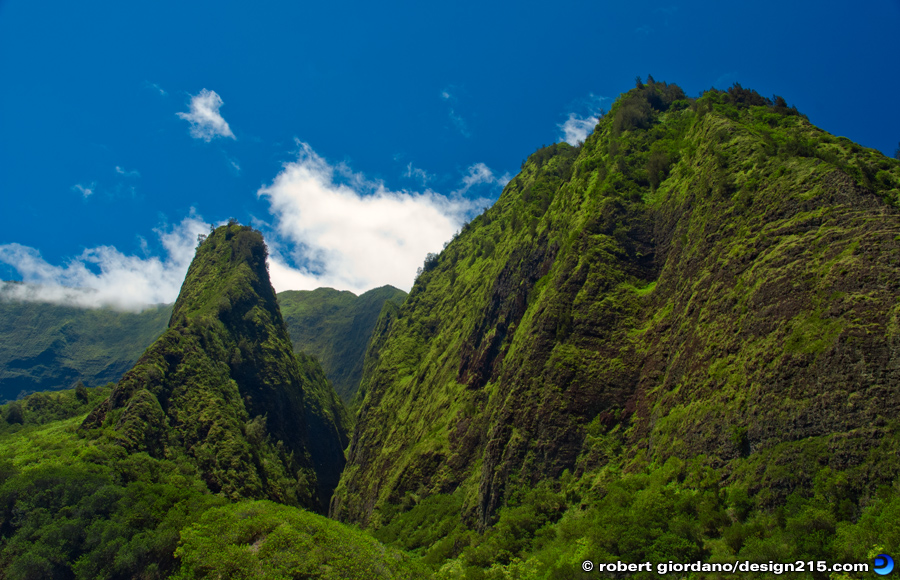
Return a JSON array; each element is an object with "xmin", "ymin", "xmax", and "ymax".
[
  {"xmin": 279, "ymin": 286, "xmax": 407, "ymax": 404},
  {"xmin": 0, "ymin": 285, "xmax": 405, "ymax": 404},
  {"xmin": 0, "ymin": 296, "xmax": 174, "ymax": 402}
]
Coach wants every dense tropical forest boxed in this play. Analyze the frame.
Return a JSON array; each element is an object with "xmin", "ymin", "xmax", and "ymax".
[{"xmin": 1, "ymin": 79, "xmax": 899, "ymax": 578}]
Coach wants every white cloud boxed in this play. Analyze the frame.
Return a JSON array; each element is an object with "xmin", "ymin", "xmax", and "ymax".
[
  {"xmin": 459, "ymin": 162, "xmax": 495, "ymax": 192},
  {"xmin": 259, "ymin": 141, "xmax": 482, "ymax": 294},
  {"xmin": 557, "ymin": 94, "xmax": 609, "ymax": 146},
  {"xmin": 72, "ymin": 182, "xmax": 95, "ymax": 198},
  {"xmin": 2, "ymin": 144, "xmax": 509, "ymax": 309},
  {"xmin": 115, "ymin": 166, "xmax": 140, "ymax": 177},
  {"xmin": 403, "ymin": 162, "xmax": 432, "ymax": 185},
  {"xmin": 145, "ymin": 81, "xmax": 168, "ymax": 96},
  {"xmin": 0, "ymin": 215, "xmax": 211, "ymax": 311},
  {"xmin": 559, "ymin": 113, "xmax": 599, "ymax": 146},
  {"xmin": 176, "ymin": 89, "xmax": 236, "ymax": 142},
  {"xmin": 454, "ymin": 162, "xmax": 510, "ymax": 195}
]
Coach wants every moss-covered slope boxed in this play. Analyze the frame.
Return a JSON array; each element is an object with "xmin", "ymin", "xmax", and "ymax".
[
  {"xmin": 82, "ymin": 223, "xmax": 349, "ymax": 513},
  {"xmin": 333, "ymin": 81, "xmax": 900, "ymax": 538},
  {"xmin": 278, "ymin": 285, "xmax": 407, "ymax": 404}
]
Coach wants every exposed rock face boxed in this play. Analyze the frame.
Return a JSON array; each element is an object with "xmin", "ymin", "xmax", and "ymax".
[
  {"xmin": 82, "ymin": 223, "xmax": 349, "ymax": 512},
  {"xmin": 333, "ymin": 83, "xmax": 900, "ymax": 529}
]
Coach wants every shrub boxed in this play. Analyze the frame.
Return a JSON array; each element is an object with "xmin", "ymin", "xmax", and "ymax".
[
  {"xmin": 4, "ymin": 401, "xmax": 24, "ymax": 424},
  {"xmin": 613, "ymin": 98, "xmax": 651, "ymax": 135},
  {"xmin": 725, "ymin": 83, "xmax": 771, "ymax": 108},
  {"xmin": 646, "ymin": 150, "xmax": 671, "ymax": 190},
  {"xmin": 75, "ymin": 382, "xmax": 89, "ymax": 404}
]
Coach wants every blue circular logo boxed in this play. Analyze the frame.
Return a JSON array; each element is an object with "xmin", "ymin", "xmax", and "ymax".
[{"xmin": 874, "ymin": 554, "xmax": 894, "ymax": 576}]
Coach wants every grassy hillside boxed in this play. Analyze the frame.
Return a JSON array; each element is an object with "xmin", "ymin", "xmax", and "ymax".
[
  {"xmin": 279, "ymin": 285, "xmax": 407, "ymax": 403},
  {"xmin": 333, "ymin": 81, "xmax": 900, "ymax": 576}
]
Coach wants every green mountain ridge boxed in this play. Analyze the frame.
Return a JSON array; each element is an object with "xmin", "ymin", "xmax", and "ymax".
[
  {"xmin": 0, "ymin": 294, "xmax": 174, "ymax": 403},
  {"xmin": 331, "ymin": 81, "xmax": 900, "ymax": 574},
  {"xmin": 0, "ymin": 224, "xmax": 425, "ymax": 579}
]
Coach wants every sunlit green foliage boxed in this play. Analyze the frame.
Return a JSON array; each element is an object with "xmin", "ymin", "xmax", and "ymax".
[
  {"xmin": 0, "ymin": 393, "xmax": 224, "ymax": 579},
  {"xmin": 173, "ymin": 500, "xmax": 429, "ymax": 579},
  {"xmin": 0, "ymin": 384, "xmax": 111, "ymax": 435},
  {"xmin": 0, "ymin": 392, "xmax": 426, "ymax": 579},
  {"xmin": 80, "ymin": 223, "xmax": 350, "ymax": 513}
]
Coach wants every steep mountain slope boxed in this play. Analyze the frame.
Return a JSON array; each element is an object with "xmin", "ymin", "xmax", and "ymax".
[
  {"xmin": 278, "ymin": 285, "xmax": 407, "ymax": 403},
  {"xmin": 82, "ymin": 223, "xmax": 349, "ymax": 512},
  {"xmin": 0, "ymin": 293, "xmax": 171, "ymax": 402},
  {"xmin": 333, "ymin": 79, "xmax": 900, "ymax": 549},
  {"xmin": 296, "ymin": 349, "xmax": 353, "ymax": 510}
]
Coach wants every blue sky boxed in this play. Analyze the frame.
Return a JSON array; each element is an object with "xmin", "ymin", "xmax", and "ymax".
[{"xmin": 1, "ymin": 0, "xmax": 898, "ymax": 308}]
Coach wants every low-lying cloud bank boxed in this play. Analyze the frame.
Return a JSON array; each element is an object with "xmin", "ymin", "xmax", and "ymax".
[{"xmin": 0, "ymin": 216, "xmax": 211, "ymax": 311}]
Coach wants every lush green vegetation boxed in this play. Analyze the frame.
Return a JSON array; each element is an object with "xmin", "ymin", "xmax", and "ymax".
[
  {"xmin": 0, "ymin": 225, "xmax": 407, "ymax": 579},
  {"xmin": 0, "ymin": 383, "xmax": 111, "ymax": 435},
  {"xmin": 173, "ymin": 500, "xmax": 428, "ymax": 579},
  {"xmin": 278, "ymin": 285, "xmax": 406, "ymax": 404},
  {"xmin": 0, "ymin": 294, "xmax": 171, "ymax": 403},
  {"xmin": 80, "ymin": 223, "xmax": 350, "ymax": 514},
  {"xmin": 0, "ymin": 386, "xmax": 220, "ymax": 579},
  {"xmin": 3, "ymin": 390, "xmax": 896, "ymax": 578},
  {"xmin": 373, "ymin": 452, "xmax": 900, "ymax": 578},
  {"xmin": 0, "ymin": 388, "xmax": 423, "ymax": 579}
]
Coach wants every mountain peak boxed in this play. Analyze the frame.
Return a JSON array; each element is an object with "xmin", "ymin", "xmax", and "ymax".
[
  {"xmin": 170, "ymin": 222, "xmax": 273, "ymax": 326},
  {"xmin": 82, "ymin": 222, "xmax": 348, "ymax": 512}
]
